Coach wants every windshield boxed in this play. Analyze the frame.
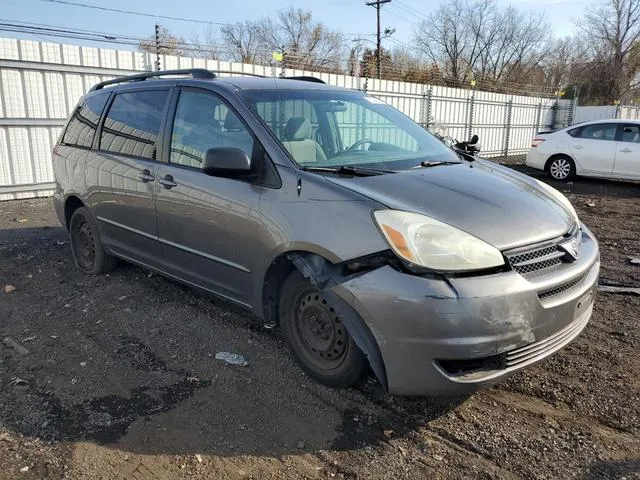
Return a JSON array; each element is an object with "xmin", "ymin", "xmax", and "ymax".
[{"xmin": 238, "ymin": 88, "xmax": 459, "ymax": 170}]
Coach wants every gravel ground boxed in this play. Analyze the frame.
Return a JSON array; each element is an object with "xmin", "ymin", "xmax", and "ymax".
[{"xmin": 0, "ymin": 168, "xmax": 639, "ymax": 480}]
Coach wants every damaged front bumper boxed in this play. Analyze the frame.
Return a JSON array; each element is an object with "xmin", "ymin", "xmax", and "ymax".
[{"xmin": 331, "ymin": 226, "xmax": 600, "ymax": 396}]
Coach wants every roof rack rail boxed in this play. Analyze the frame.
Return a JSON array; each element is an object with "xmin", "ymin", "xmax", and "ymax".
[
  {"xmin": 283, "ymin": 76, "xmax": 325, "ymax": 84},
  {"xmin": 90, "ymin": 69, "xmax": 215, "ymax": 91},
  {"xmin": 215, "ymin": 70, "xmax": 265, "ymax": 78}
]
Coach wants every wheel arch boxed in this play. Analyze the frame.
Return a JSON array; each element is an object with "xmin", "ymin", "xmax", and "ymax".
[
  {"xmin": 261, "ymin": 249, "xmax": 389, "ymax": 391},
  {"xmin": 544, "ymin": 153, "xmax": 576, "ymax": 172},
  {"xmin": 63, "ymin": 194, "xmax": 85, "ymax": 231}
]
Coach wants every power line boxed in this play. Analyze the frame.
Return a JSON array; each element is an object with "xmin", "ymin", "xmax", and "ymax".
[
  {"xmin": 393, "ymin": 0, "xmax": 430, "ymax": 21},
  {"xmin": 38, "ymin": 0, "xmax": 230, "ymax": 26}
]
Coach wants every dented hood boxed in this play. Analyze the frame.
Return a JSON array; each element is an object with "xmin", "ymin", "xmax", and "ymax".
[{"xmin": 325, "ymin": 160, "xmax": 575, "ymax": 250}]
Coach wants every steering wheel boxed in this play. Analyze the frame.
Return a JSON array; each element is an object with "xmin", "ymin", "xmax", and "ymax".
[{"xmin": 347, "ymin": 139, "xmax": 375, "ymax": 151}]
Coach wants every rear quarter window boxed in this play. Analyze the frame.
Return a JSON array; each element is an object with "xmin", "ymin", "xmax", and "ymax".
[
  {"xmin": 567, "ymin": 127, "xmax": 582, "ymax": 138},
  {"xmin": 61, "ymin": 93, "xmax": 109, "ymax": 148}
]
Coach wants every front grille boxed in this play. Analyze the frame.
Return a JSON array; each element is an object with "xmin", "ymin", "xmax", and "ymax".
[
  {"xmin": 538, "ymin": 274, "xmax": 586, "ymax": 300},
  {"xmin": 506, "ymin": 230, "xmax": 580, "ymax": 277}
]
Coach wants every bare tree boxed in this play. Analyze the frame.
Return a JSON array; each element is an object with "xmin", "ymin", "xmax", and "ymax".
[
  {"xmin": 188, "ymin": 26, "xmax": 220, "ymax": 60},
  {"xmin": 576, "ymin": 0, "xmax": 640, "ymax": 103},
  {"xmin": 220, "ymin": 21, "xmax": 263, "ymax": 63},
  {"xmin": 139, "ymin": 25, "xmax": 189, "ymax": 57},
  {"xmin": 413, "ymin": 0, "xmax": 548, "ymax": 86}
]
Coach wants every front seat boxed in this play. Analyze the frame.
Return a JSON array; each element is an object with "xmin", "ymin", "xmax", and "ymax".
[{"xmin": 281, "ymin": 117, "xmax": 327, "ymax": 164}]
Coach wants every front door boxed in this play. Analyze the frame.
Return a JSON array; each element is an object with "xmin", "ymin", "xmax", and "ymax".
[
  {"xmin": 90, "ymin": 88, "xmax": 171, "ymax": 266},
  {"xmin": 569, "ymin": 122, "xmax": 618, "ymax": 175},
  {"xmin": 155, "ymin": 88, "xmax": 263, "ymax": 308},
  {"xmin": 613, "ymin": 123, "xmax": 640, "ymax": 180}
]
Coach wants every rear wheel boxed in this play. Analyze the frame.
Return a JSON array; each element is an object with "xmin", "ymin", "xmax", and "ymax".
[
  {"xmin": 279, "ymin": 270, "xmax": 367, "ymax": 387},
  {"xmin": 547, "ymin": 155, "xmax": 575, "ymax": 181},
  {"xmin": 69, "ymin": 207, "xmax": 117, "ymax": 274}
]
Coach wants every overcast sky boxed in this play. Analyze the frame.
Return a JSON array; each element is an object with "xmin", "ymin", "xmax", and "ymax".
[{"xmin": 4, "ymin": 0, "xmax": 585, "ymax": 53}]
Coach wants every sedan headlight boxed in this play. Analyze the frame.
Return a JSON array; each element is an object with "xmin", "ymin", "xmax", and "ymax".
[
  {"xmin": 534, "ymin": 179, "xmax": 579, "ymax": 224},
  {"xmin": 373, "ymin": 210, "xmax": 504, "ymax": 271}
]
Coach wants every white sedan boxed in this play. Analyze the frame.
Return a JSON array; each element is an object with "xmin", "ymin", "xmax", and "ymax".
[{"xmin": 525, "ymin": 119, "xmax": 640, "ymax": 181}]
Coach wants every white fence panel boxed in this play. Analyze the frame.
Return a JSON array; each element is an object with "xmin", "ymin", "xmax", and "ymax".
[{"xmin": 0, "ymin": 37, "xmax": 559, "ymax": 199}]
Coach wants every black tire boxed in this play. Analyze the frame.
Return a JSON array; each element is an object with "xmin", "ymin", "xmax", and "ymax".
[
  {"xmin": 279, "ymin": 270, "xmax": 367, "ymax": 387},
  {"xmin": 69, "ymin": 207, "xmax": 117, "ymax": 274},
  {"xmin": 546, "ymin": 155, "xmax": 576, "ymax": 182}
]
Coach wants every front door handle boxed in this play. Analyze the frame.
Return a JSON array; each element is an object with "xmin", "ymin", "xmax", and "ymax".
[
  {"xmin": 573, "ymin": 145, "xmax": 584, "ymax": 150},
  {"xmin": 158, "ymin": 174, "xmax": 177, "ymax": 189},
  {"xmin": 620, "ymin": 148, "xmax": 632, "ymax": 153},
  {"xmin": 138, "ymin": 169, "xmax": 155, "ymax": 183}
]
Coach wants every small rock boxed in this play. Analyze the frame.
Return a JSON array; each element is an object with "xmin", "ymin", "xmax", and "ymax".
[
  {"xmin": 4, "ymin": 285, "xmax": 16, "ymax": 293},
  {"xmin": 433, "ymin": 454, "xmax": 444, "ymax": 461},
  {"xmin": 383, "ymin": 429, "xmax": 394, "ymax": 438},
  {"xmin": 80, "ymin": 361, "xmax": 87, "ymax": 367},
  {"xmin": 22, "ymin": 336, "xmax": 36, "ymax": 343},
  {"xmin": 195, "ymin": 454, "xmax": 203, "ymax": 463},
  {"xmin": 16, "ymin": 218, "xmax": 28, "ymax": 223},
  {"xmin": 20, "ymin": 466, "xmax": 29, "ymax": 472},
  {"xmin": 71, "ymin": 378, "xmax": 79, "ymax": 385},
  {"xmin": 629, "ymin": 258, "xmax": 640, "ymax": 265},
  {"xmin": 296, "ymin": 440, "xmax": 306, "ymax": 449},
  {"xmin": 585, "ymin": 200, "xmax": 596, "ymax": 207},
  {"xmin": 214, "ymin": 352, "xmax": 249, "ymax": 366}
]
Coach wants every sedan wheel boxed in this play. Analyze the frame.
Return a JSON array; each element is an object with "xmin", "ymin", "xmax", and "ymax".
[{"xmin": 548, "ymin": 156, "xmax": 575, "ymax": 181}]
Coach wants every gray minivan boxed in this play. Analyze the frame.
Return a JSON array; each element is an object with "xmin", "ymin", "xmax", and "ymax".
[{"xmin": 52, "ymin": 69, "xmax": 600, "ymax": 396}]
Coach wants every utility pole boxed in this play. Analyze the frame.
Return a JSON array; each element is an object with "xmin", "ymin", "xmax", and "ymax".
[
  {"xmin": 154, "ymin": 24, "xmax": 160, "ymax": 71},
  {"xmin": 366, "ymin": 0, "xmax": 391, "ymax": 79}
]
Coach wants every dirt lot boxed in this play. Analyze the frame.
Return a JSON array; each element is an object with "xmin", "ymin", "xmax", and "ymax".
[{"xmin": 1, "ymin": 168, "xmax": 639, "ymax": 480}]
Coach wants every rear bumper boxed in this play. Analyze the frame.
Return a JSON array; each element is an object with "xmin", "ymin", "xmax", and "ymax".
[
  {"xmin": 331, "ymin": 226, "xmax": 600, "ymax": 396},
  {"xmin": 52, "ymin": 187, "xmax": 65, "ymax": 228},
  {"xmin": 525, "ymin": 149, "xmax": 547, "ymax": 171}
]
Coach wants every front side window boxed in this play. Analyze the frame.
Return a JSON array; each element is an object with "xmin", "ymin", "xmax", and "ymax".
[
  {"xmin": 621, "ymin": 124, "xmax": 640, "ymax": 143},
  {"xmin": 240, "ymin": 89, "xmax": 458, "ymax": 169},
  {"xmin": 170, "ymin": 90, "xmax": 254, "ymax": 168},
  {"xmin": 575, "ymin": 123, "xmax": 618, "ymax": 141},
  {"xmin": 62, "ymin": 93, "xmax": 109, "ymax": 148},
  {"xmin": 100, "ymin": 90, "xmax": 169, "ymax": 159}
]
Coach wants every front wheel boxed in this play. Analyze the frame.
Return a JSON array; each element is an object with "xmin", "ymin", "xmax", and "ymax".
[
  {"xmin": 69, "ymin": 207, "xmax": 117, "ymax": 274},
  {"xmin": 279, "ymin": 270, "xmax": 367, "ymax": 387},
  {"xmin": 547, "ymin": 155, "xmax": 575, "ymax": 182}
]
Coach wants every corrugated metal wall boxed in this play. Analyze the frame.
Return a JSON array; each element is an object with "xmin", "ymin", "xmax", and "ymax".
[
  {"xmin": 620, "ymin": 105, "xmax": 640, "ymax": 120},
  {"xmin": 0, "ymin": 37, "xmax": 557, "ymax": 200}
]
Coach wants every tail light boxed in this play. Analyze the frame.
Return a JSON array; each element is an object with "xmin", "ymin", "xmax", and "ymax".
[{"xmin": 531, "ymin": 137, "xmax": 545, "ymax": 148}]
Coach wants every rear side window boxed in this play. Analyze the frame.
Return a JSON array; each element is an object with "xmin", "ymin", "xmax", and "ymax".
[
  {"xmin": 100, "ymin": 90, "xmax": 169, "ymax": 159},
  {"xmin": 570, "ymin": 123, "xmax": 618, "ymax": 141},
  {"xmin": 621, "ymin": 124, "xmax": 640, "ymax": 143},
  {"xmin": 62, "ymin": 93, "xmax": 109, "ymax": 148}
]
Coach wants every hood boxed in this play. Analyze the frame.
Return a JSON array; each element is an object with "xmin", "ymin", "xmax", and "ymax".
[{"xmin": 325, "ymin": 160, "xmax": 575, "ymax": 250}]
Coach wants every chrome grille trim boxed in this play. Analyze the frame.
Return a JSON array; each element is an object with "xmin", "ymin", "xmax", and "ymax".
[{"xmin": 505, "ymin": 230, "xmax": 581, "ymax": 277}]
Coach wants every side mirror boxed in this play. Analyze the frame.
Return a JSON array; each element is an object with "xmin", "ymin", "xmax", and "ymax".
[
  {"xmin": 203, "ymin": 147, "xmax": 252, "ymax": 178},
  {"xmin": 469, "ymin": 134, "xmax": 479, "ymax": 144}
]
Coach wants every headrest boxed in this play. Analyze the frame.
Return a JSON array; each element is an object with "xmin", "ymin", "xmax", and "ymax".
[
  {"xmin": 285, "ymin": 117, "xmax": 312, "ymax": 141},
  {"xmin": 224, "ymin": 111, "xmax": 244, "ymax": 131}
]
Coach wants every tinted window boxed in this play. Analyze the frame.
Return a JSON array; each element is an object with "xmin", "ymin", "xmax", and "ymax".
[
  {"xmin": 621, "ymin": 124, "xmax": 640, "ymax": 143},
  {"xmin": 567, "ymin": 127, "xmax": 581, "ymax": 138},
  {"xmin": 62, "ymin": 93, "xmax": 109, "ymax": 148},
  {"xmin": 100, "ymin": 90, "xmax": 169, "ymax": 159},
  {"xmin": 170, "ymin": 90, "xmax": 254, "ymax": 168},
  {"xmin": 575, "ymin": 123, "xmax": 618, "ymax": 141}
]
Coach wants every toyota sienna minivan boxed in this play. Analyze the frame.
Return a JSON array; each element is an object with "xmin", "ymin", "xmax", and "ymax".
[{"xmin": 52, "ymin": 69, "xmax": 600, "ymax": 396}]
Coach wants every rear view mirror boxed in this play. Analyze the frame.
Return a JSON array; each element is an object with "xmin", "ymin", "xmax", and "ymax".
[{"xmin": 203, "ymin": 147, "xmax": 252, "ymax": 178}]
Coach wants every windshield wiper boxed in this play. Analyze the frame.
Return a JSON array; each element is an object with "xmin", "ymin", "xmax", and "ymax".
[
  {"xmin": 300, "ymin": 165, "xmax": 395, "ymax": 176},
  {"xmin": 418, "ymin": 160, "xmax": 461, "ymax": 168}
]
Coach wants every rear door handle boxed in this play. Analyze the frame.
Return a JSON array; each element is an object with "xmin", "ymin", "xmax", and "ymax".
[
  {"xmin": 158, "ymin": 174, "xmax": 177, "ymax": 189},
  {"xmin": 620, "ymin": 148, "xmax": 632, "ymax": 153},
  {"xmin": 573, "ymin": 145, "xmax": 584, "ymax": 150},
  {"xmin": 138, "ymin": 169, "xmax": 155, "ymax": 183}
]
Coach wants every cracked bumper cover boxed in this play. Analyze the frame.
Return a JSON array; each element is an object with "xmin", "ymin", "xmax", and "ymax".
[{"xmin": 331, "ymin": 226, "xmax": 600, "ymax": 396}]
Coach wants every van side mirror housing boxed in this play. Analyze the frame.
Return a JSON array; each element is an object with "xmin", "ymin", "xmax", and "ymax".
[{"xmin": 203, "ymin": 147, "xmax": 252, "ymax": 178}]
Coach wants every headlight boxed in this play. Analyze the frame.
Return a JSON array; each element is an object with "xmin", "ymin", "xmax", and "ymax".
[
  {"xmin": 534, "ymin": 179, "xmax": 579, "ymax": 224},
  {"xmin": 373, "ymin": 210, "xmax": 505, "ymax": 271}
]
